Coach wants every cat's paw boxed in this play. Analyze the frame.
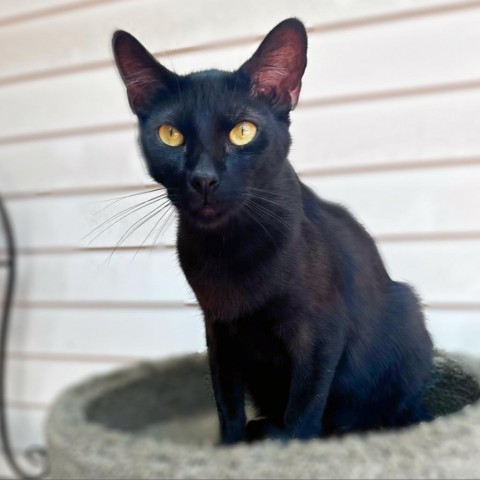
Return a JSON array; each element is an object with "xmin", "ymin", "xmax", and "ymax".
[
  {"xmin": 246, "ymin": 419, "xmax": 290, "ymax": 443},
  {"xmin": 246, "ymin": 419, "xmax": 267, "ymax": 442},
  {"xmin": 219, "ymin": 428, "xmax": 247, "ymax": 446},
  {"xmin": 288, "ymin": 420, "xmax": 323, "ymax": 440}
]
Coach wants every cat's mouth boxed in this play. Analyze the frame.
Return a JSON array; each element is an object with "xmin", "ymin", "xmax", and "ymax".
[
  {"xmin": 200, "ymin": 205, "xmax": 217, "ymax": 218},
  {"xmin": 187, "ymin": 202, "xmax": 229, "ymax": 228}
]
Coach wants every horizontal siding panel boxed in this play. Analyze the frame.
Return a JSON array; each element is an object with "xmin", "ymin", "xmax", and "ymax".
[
  {"xmin": 2, "ymin": 90, "xmax": 480, "ymax": 196},
  {"xmin": 304, "ymin": 164, "xmax": 480, "ymax": 236},
  {"xmin": 0, "ymin": 0, "xmax": 460, "ymax": 79},
  {"xmin": 303, "ymin": 7, "xmax": 480, "ymax": 98},
  {"xmin": 7, "ymin": 358, "xmax": 119, "ymax": 405},
  {"xmin": 8, "ymin": 307, "xmax": 205, "ymax": 360},
  {"xmin": 3, "ymin": 164, "xmax": 479, "ymax": 250},
  {"xmin": 427, "ymin": 309, "xmax": 480, "ymax": 355},
  {"xmin": 0, "ymin": 68, "xmax": 128, "ymax": 139},
  {"xmin": 0, "ymin": 129, "xmax": 149, "ymax": 195},
  {"xmin": 0, "ymin": 0, "xmax": 97, "ymax": 21},
  {"xmin": 5, "ymin": 309, "xmax": 480, "ymax": 406},
  {"xmin": 2, "ymin": 7, "xmax": 480, "ymax": 138},
  {"xmin": 3, "ymin": 240, "xmax": 479, "ymax": 305},
  {"xmin": 291, "ymin": 89, "xmax": 480, "ymax": 171},
  {"xmin": 160, "ymin": 8, "xmax": 480, "ymax": 101},
  {"xmin": 7, "ymin": 305, "xmax": 479, "ymax": 361},
  {"xmin": 6, "ymin": 188, "xmax": 178, "ymax": 249},
  {"xmin": 6, "ymin": 309, "xmax": 480, "ymax": 406},
  {"xmin": 14, "ymin": 249, "xmax": 195, "ymax": 304},
  {"xmin": 380, "ymin": 240, "xmax": 480, "ymax": 303}
]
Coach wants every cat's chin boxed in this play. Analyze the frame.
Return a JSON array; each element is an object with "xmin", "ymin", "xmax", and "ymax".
[{"xmin": 183, "ymin": 206, "xmax": 231, "ymax": 230}]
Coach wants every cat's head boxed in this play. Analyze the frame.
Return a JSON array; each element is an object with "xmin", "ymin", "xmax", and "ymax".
[{"xmin": 112, "ymin": 19, "xmax": 307, "ymax": 230}]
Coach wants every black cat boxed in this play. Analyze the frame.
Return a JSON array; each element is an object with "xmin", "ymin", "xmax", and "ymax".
[{"xmin": 112, "ymin": 18, "xmax": 433, "ymax": 443}]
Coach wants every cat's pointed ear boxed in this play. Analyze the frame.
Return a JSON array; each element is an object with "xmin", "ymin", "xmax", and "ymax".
[
  {"xmin": 240, "ymin": 18, "xmax": 307, "ymax": 110},
  {"xmin": 112, "ymin": 30, "xmax": 177, "ymax": 115}
]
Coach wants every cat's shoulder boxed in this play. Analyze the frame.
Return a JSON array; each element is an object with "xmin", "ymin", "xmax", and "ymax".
[
  {"xmin": 300, "ymin": 182, "xmax": 351, "ymax": 222},
  {"xmin": 299, "ymin": 181, "xmax": 374, "ymax": 244}
]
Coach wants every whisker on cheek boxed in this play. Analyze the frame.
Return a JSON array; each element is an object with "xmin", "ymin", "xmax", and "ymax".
[
  {"xmin": 132, "ymin": 203, "xmax": 177, "ymax": 260},
  {"xmin": 152, "ymin": 208, "xmax": 177, "ymax": 249},
  {"xmin": 105, "ymin": 201, "xmax": 174, "ymax": 263},
  {"xmin": 85, "ymin": 194, "xmax": 171, "ymax": 245},
  {"xmin": 92, "ymin": 187, "xmax": 166, "ymax": 213},
  {"xmin": 242, "ymin": 201, "xmax": 277, "ymax": 248},
  {"xmin": 244, "ymin": 197, "xmax": 295, "ymax": 236}
]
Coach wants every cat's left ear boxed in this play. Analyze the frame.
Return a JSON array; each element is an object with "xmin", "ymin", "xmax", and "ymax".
[
  {"xmin": 112, "ymin": 30, "xmax": 177, "ymax": 116},
  {"xmin": 240, "ymin": 18, "xmax": 307, "ymax": 110}
]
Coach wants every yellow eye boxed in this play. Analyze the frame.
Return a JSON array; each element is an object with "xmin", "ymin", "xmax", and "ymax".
[
  {"xmin": 158, "ymin": 124, "xmax": 184, "ymax": 147},
  {"xmin": 229, "ymin": 121, "xmax": 257, "ymax": 146}
]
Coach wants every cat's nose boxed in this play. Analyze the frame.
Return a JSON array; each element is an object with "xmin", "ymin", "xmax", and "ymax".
[{"xmin": 190, "ymin": 172, "xmax": 219, "ymax": 196}]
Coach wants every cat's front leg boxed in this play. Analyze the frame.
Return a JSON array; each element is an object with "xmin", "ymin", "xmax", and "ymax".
[
  {"xmin": 206, "ymin": 321, "xmax": 247, "ymax": 445},
  {"xmin": 283, "ymin": 359, "xmax": 336, "ymax": 439},
  {"xmin": 282, "ymin": 323, "xmax": 344, "ymax": 440}
]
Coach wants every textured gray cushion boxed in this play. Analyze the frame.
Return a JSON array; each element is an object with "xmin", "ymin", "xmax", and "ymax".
[{"xmin": 46, "ymin": 351, "xmax": 480, "ymax": 479}]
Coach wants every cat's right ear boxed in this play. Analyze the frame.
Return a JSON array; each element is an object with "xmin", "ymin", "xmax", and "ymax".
[{"xmin": 112, "ymin": 31, "xmax": 177, "ymax": 116}]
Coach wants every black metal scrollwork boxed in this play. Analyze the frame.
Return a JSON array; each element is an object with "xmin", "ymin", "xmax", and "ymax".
[{"xmin": 0, "ymin": 195, "xmax": 48, "ymax": 479}]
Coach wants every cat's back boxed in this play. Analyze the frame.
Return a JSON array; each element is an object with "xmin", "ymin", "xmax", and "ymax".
[{"xmin": 300, "ymin": 182, "xmax": 390, "ymax": 288}]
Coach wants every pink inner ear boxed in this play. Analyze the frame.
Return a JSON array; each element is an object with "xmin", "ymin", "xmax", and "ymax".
[
  {"xmin": 113, "ymin": 31, "xmax": 172, "ymax": 114},
  {"xmin": 244, "ymin": 25, "xmax": 307, "ymax": 109},
  {"xmin": 117, "ymin": 49, "xmax": 165, "ymax": 111},
  {"xmin": 120, "ymin": 66, "xmax": 163, "ymax": 113},
  {"xmin": 252, "ymin": 42, "xmax": 304, "ymax": 107},
  {"xmin": 124, "ymin": 65, "xmax": 162, "ymax": 94}
]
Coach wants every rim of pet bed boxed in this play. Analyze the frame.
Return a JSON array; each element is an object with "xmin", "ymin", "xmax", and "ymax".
[{"xmin": 0, "ymin": 194, "xmax": 48, "ymax": 479}]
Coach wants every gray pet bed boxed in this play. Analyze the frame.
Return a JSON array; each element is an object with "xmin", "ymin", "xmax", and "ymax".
[{"xmin": 46, "ymin": 351, "xmax": 480, "ymax": 479}]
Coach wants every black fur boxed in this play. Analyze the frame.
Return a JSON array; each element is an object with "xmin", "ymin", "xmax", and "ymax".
[{"xmin": 112, "ymin": 18, "xmax": 433, "ymax": 444}]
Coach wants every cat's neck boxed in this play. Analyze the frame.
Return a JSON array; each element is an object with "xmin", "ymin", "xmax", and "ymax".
[
  {"xmin": 177, "ymin": 162, "xmax": 303, "ymax": 258},
  {"xmin": 176, "ymin": 163, "xmax": 305, "ymax": 320}
]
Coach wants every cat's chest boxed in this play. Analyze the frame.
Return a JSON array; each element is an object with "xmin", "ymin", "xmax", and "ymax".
[
  {"xmin": 177, "ymin": 237, "xmax": 274, "ymax": 320},
  {"xmin": 234, "ymin": 316, "xmax": 288, "ymax": 364},
  {"xmin": 186, "ymin": 265, "xmax": 253, "ymax": 320}
]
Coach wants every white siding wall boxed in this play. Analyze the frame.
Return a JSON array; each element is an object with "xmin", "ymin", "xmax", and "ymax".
[{"xmin": 1, "ymin": 0, "xmax": 480, "ymax": 476}]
